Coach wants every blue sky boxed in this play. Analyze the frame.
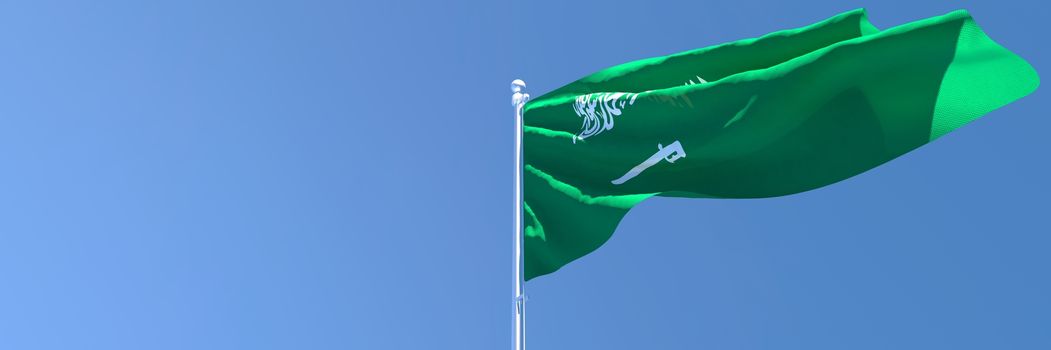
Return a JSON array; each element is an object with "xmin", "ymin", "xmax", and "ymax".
[{"xmin": 0, "ymin": 0, "xmax": 1047, "ymax": 349}]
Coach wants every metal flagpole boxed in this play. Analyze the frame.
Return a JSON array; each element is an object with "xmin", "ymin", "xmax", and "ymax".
[{"xmin": 511, "ymin": 79, "xmax": 529, "ymax": 350}]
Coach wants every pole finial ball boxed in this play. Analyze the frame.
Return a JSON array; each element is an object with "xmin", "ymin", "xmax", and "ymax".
[{"xmin": 511, "ymin": 79, "xmax": 526, "ymax": 93}]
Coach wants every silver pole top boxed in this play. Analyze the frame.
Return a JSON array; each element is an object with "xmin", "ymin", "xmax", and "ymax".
[
  {"xmin": 512, "ymin": 79, "xmax": 529, "ymax": 108},
  {"xmin": 511, "ymin": 79, "xmax": 526, "ymax": 93}
]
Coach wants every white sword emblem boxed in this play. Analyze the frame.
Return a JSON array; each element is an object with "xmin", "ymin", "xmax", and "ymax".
[{"xmin": 611, "ymin": 140, "xmax": 686, "ymax": 185}]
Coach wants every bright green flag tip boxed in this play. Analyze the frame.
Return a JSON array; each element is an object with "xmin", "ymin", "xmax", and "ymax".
[{"xmin": 522, "ymin": 9, "xmax": 1038, "ymax": 281}]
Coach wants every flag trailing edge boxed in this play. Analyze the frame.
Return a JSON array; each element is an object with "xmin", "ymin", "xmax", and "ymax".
[{"xmin": 521, "ymin": 9, "xmax": 1039, "ymax": 281}]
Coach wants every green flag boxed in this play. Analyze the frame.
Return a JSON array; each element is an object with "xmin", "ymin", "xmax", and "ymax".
[{"xmin": 522, "ymin": 9, "xmax": 1038, "ymax": 280}]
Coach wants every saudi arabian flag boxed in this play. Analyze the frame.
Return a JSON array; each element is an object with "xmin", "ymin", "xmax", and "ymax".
[{"xmin": 522, "ymin": 9, "xmax": 1038, "ymax": 280}]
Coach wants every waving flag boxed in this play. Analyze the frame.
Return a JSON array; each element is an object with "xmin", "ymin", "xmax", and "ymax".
[{"xmin": 521, "ymin": 9, "xmax": 1038, "ymax": 280}]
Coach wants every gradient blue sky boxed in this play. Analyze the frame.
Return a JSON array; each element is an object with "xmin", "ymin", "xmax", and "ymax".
[{"xmin": 0, "ymin": 1, "xmax": 1047, "ymax": 349}]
